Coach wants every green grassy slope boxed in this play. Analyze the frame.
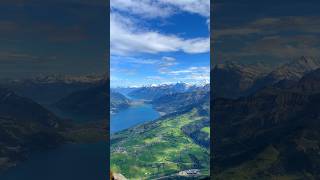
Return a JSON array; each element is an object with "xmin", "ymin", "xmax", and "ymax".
[
  {"xmin": 215, "ymin": 145, "xmax": 315, "ymax": 180},
  {"xmin": 110, "ymin": 108, "xmax": 210, "ymax": 179}
]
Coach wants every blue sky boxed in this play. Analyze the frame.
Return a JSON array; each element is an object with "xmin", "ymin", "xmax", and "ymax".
[{"xmin": 110, "ymin": 0, "xmax": 210, "ymax": 87}]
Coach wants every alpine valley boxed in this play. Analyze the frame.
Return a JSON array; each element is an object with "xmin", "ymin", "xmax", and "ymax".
[{"xmin": 110, "ymin": 83, "xmax": 210, "ymax": 179}]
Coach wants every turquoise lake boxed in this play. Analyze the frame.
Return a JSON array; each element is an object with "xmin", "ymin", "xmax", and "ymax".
[
  {"xmin": 0, "ymin": 95, "xmax": 159, "ymax": 180},
  {"xmin": 111, "ymin": 103, "xmax": 160, "ymax": 133}
]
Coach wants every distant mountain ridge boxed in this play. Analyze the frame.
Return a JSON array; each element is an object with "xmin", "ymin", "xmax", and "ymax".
[
  {"xmin": 250, "ymin": 56, "xmax": 320, "ymax": 93},
  {"xmin": 128, "ymin": 82, "xmax": 209, "ymax": 100},
  {"xmin": 269, "ymin": 56, "xmax": 320, "ymax": 81},
  {"xmin": 1, "ymin": 74, "xmax": 107, "ymax": 84},
  {"xmin": 57, "ymin": 82, "xmax": 209, "ymax": 118},
  {"xmin": 213, "ymin": 56, "xmax": 320, "ymax": 99},
  {"xmin": 0, "ymin": 74, "xmax": 107, "ymax": 104}
]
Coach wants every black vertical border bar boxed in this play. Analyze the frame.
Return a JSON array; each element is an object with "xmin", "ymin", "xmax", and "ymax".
[
  {"xmin": 107, "ymin": 0, "xmax": 110, "ymax": 178},
  {"xmin": 210, "ymin": 0, "xmax": 214, "ymax": 179}
]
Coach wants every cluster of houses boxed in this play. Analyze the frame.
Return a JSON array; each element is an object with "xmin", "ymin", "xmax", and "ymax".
[
  {"xmin": 112, "ymin": 147, "xmax": 127, "ymax": 154},
  {"xmin": 178, "ymin": 169, "xmax": 201, "ymax": 176}
]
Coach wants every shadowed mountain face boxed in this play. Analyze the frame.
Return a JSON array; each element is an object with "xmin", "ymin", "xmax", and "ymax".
[
  {"xmin": 213, "ymin": 56, "xmax": 320, "ymax": 99},
  {"xmin": 152, "ymin": 90, "xmax": 209, "ymax": 115},
  {"xmin": 0, "ymin": 74, "xmax": 106, "ymax": 105},
  {"xmin": 0, "ymin": 88, "xmax": 62, "ymax": 128},
  {"xmin": 212, "ymin": 62, "xmax": 271, "ymax": 99},
  {"xmin": 292, "ymin": 68, "xmax": 320, "ymax": 93},
  {"xmin": 55, "ymin": 83, "xmax": 108, "ymax": 119},
  {"xmin": 0, "ymin": 85, "xmax": 108, "ymax": 173},
  {"xmin": 54, "ymin": 82, "xmax": 131, "ymax": 117},
  {"xmin": 250, "ymin": 56, "xmax": 320, "ymax": 94},
  {"xmin": 213, "ymin": 68, "xmax": 320, "ymax": 179},
  {"xmin": 110, "ymin": 92, "xmax": 131, "ymax": 114},
  {"xmin": 0, "ymin": 88, "xmax": 66, "ymax": 171}
]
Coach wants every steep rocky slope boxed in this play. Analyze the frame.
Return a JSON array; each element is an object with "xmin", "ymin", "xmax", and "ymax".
[{"xmin": 213, "ymin": 68, "xmax": 320, "ymax": 179}]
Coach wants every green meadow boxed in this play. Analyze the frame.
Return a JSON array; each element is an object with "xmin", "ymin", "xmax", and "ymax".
[{"xmin": 110, "ymin": 109, "xmax": 210, "ymax": 179}]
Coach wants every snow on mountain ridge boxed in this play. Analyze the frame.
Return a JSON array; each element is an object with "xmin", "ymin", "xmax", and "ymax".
[{"xmin": 270, "ymin": 56, "xmax": 320, "ymax": 80}]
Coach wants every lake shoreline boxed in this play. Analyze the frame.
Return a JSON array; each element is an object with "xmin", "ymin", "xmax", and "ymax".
[{"xmin": 110, "ymin": 100, "xmax": 160, "ymax": 134}]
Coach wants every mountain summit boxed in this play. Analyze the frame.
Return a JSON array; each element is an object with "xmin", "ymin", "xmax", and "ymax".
[{"xmin": 268, "ymin": 56, "xmax": 320, "ymax": 81}]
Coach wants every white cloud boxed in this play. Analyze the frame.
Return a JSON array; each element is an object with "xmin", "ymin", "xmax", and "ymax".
[
  {"xmin": 111, "ymin": 55, "xmax": 179, "ymax": 68},
  {"xmin": 110, "ymin": 13, "xmax": 209, "ymax": 55},
  {"xmin": 111, "ymin": 0, "xmax": 174, "ymax": 19},
  {"xmin": 160, "ymin": 56, "xmax": 178, "ymax": 66},
  {"xmin": 158, "ymin": 65, "xmax": 209, "ymax": 83},
  {"xmin": 111, "ymin": 55, "xmax": 158, "ymax": 65},
  {"xmin": 165, "ymin": 66, "xmax": 209, "ymax": 75},
  {"xmin": 159, "ymin": 0, "xmax": 210, "ymax": 17},
  {"xmin": 175, "ymin": 66, "xmax": 210, "ymax": 83},
  {"xmin": 110, "ymin": 0, "xmax": 210, "ymax": 86},
  {"xmin": 111, "ymin": 0, "xmax": 210, "ymax": 18},
  {"xmin": 158, "ymin": 56, "xmax": 179, "ymax": 74}
]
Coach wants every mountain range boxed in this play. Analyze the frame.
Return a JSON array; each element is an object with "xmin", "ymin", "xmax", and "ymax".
[
  {"xmin": 213, "ymin": 56, "xmax": 320, "ymax": 99},
  {"xmin": 57, "ymin": 82, "xmax": 209, "ymax": 117},
  {"xmin": 55, "ymin": 83, "xmax": 109, "ymax": 119},
  {"xmin": 128, "ymin": 83, "xmax": 209, "ymax": 101},
  {"xmin": 0, "ymin": 74, "xmax": 107, "ymax": 104},
  {"xmin": 152, "ymin": 90, "xmax": 209, "ymax": 115},
  {"xmin": 213, "ymin": 66, "xmax": 320, "ymax": 179},
  {"xmin": 54, "ymin": 83, "xmax": 133, "ymax": 117},
  {"xmin": 0, "ymin": 82, "xmax": 107, "ymax": 173},
  {"xmin": 110, "ymin": 92, "xmax": 131, "ymax": 114},
  {"xmin": 0, "ymin": 88, "xmax": 66, "ymax": 171},
  {"xmin": 2, "ymin": 74, "xmax": 107, "ymax": 84}
]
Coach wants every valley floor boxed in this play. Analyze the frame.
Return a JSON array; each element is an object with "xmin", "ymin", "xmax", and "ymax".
[{"xmin": 110, "ymin": 108, "xmax": 210, "ymax": 179}]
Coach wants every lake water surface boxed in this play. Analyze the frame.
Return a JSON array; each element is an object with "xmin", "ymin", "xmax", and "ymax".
[
  {"xmin": 0, "ymin": 104, "xmax": 107, "ymax": 180},
  {"xmin": 0, "ymin": 142, "xmax": 107, "ymax": 180},
  {"xmin": 0, "ymin": 96, "xmax": 159, "ymax": 180},
  {"xmin": 111, "ymin": 103, "xmax": 160, "ymax": 133}
]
